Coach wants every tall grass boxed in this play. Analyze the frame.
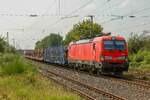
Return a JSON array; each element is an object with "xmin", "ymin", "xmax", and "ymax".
[
  {"xmin": 0, "ymin": 54, "xmax": 81, "ymax": 100},
  {"xmin": 129, "ymin": 50, "xmax": 150, "ymax": 69},
  {"xmin": 0, "ymin": 75, "xmax": 81, "ymax": 100},
  {"xmin": 0, "ymin": 53, "xmax": 36, "ymax": 75}
]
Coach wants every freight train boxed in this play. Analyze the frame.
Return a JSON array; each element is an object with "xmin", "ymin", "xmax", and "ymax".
[{"xmin": 25, "ymin": 35, "xmax": 129, "ymax": 75}]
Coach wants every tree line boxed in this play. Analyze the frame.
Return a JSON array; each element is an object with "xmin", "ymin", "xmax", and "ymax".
[
  {"xmin": 35, "ymin": 20, "xmax": 103, "ymax": 49},
  {"xmin": 0, "ymin": 37, "xmax": 15, "ymax": 53},
  {"xmin": 128, "ymin": 32, "xmax": 150, "ymax": 68},
  {"xmin": 34, "ymin": 19, "xmax": 150, "ymax": 57}
]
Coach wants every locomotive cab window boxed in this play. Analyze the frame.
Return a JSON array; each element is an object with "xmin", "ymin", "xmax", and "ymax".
[
  {"xmin": 104, "ymin": 40, "xmax": 125, "ymax": 50},
  {"xmin": 115, "ymin": 41, "xmax": 125, "ymax": 50},
  {"xmin": 104, "ymin": 41, "xmax": 114, "ymax": 50}
]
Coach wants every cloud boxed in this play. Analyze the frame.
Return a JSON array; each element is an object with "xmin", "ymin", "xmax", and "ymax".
[
  {"xmin": 80, "ymin": 2, "xmax": 97, "ymax": 16},
  {"xmin": 119, "ymin": 0, "xmax": 130, "ymax": 8},
  {"xmin": 83, "ymin": 2, "xmax": 96, "ymax": 12}
]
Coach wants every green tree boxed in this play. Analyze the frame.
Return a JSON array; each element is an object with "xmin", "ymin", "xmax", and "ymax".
[
  {"xmin": 0, "ymin": 37, "xmax": 16, "ymax": 53},
  {"xmin": 64, "ymin": 20, "xmax": 103, "ymax": 45},
  {"xmin": 35, "ymin": 33, "xmax": 63, "ymax": 49},
  {"xmin": 35, "ymin": 41, "xmax": 43, "ymax": 49},
  {"xmin": 0, "ymin": 37, "xmax": 7, "ymax": 52},
  {"xmin": 128, "ymin": 32, "xmax": 150, "ymax": 54}
]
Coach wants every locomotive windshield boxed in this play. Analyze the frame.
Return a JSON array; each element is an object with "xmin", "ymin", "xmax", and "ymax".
[{"xmin": 104, "ymin": 40, "xmax": 125, "ymax": 50}]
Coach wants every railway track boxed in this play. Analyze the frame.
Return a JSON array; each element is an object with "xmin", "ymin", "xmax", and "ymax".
[
  {"xmin": 64, "ymin": 66, "xmax": 150, "ymax": 91},
  {"xmin": 123, "ymin": 79, "xmax": 150, "ymax": 90},
  {"xmin": 96, "ymin": 75, "xmax": 150, "ymax": 90},
  {"xmin": 28, "ymin": 58, "xmax": 150, "ymax": 91},
  {"xmin": 53, "ymin": 63, "xmax": 150, "ymax": 90},
  {"xmin": 132, "ymin": 79, "xmax": 150, "ymax": 86},
  {"xmin": 26, "ymin": 59, "xmax": 150, "ymax": 99},
  {"xmin": 38, "ymin": 66, "xmax": 126, "ymax": 100},
  {"xmin": 63, "ymin": 66, "xmax": 150, "ymax": 90},
  {"xmin": 39, "ymin": 69, "xmax": 95, "ymax": 100}
]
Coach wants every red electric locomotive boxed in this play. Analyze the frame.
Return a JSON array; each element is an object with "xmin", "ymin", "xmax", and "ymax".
[{"xmin": 67, "ymin": 35, "xmax": 129, "ymax": 75}]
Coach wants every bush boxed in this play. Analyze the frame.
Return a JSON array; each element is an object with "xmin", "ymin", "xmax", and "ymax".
[
  {"xmin": 128, "ymin": 32, "xmax": 150, "ymax": 54},
  {"xmin": 1, "ymin": 59, "xmax": 25, "ymax": 75},
  {"xmin": 135, "ymin": 55, "xmax": 144, "ymax": 62},
  {"xmin": 129, "ymin": 50, "xmax": 150, "ymax": 68},
  {"xmin": 0, "ymin": 37, "xmax": 7, "ymax": 53},
  {"xmin": 0, "ymin": 54, "xmax": 35, "ymax": 75},
  {"xmin": 0, "ymin": 53, "xmax": 18, "ymax": 63}
]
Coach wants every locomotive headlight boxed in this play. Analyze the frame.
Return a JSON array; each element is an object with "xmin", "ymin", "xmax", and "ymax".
[
  {"xmin": 100, "ymin": 55, "xmax": 105, "ymax": 61},
  {"xmin": 104, "ymin": 56, "xmax": 112, "ymax": 60},
  {"xmin": 100, "ymin": 56, "xmax": 112, "ymax": 60},
  {"xmin": 117, "ymin": 56, "xmax": 127, "ymax": 60}
]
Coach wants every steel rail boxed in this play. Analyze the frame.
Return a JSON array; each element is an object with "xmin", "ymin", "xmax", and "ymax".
[
  {"xmin": 39, "ymin": 67, "xmax": 126, "ymax": 100},
  {"xmin": 39, "ymin": 69, "xmax": 96, "ymax": 100},
  {"xmin": 97, "ymin": 75, "xmax": 150, "ymax": 90}
]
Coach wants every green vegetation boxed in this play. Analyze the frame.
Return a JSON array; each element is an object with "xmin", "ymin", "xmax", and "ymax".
[
  {"xmin": 128, "ymin": 32, "xmax": 150, "ymax": 54},
  {"xmin": 0, "ymin": 37, "xmax": 7, "ymax": 52},
  {"xmin": 0, "ymin": 34, "xmax": 81, "ymax": 99},
  {"xmin": 128, "ymin": 32, "xmax": 150, "ymax": 68},
  {"xmin": 0, "ymin": 54, "xmax": 81, "ymax": 100},
  {"xmin": 128, "ymin": 51, "xmax": 150, "ymax": 69},
  {"xmin": 0, "ymin": 75, "xmax": 80, "ymax": 100},
  {"xmin": 0, "ymin": 37, "xmax": 16, "ymax": 53},
  {"xmin": 127, "ymin": 32, "xmax": 150, "ymax": 79},
  {"xmin": 35, "ymin": 20, "xmax": 103, "ymax": 48},
  {"xmin": 0, "ymin": 54, "xmax": 32, "ymax": 75},
  {"xmin": 64, "ymin": 20, "xmax": 103, "ymax": 45},
  {"xmin": 0, "ymin": 36, "xmax": 80, "ymax": 99},
  {"xmin": 35, "ymin": 33, "xmax": 63, "ymax": 49}
]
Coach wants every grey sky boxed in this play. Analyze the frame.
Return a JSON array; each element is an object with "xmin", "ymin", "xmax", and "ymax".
[{"xmin": 0, "ymin": 0, "xmax": 149, "ymax": 49}]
